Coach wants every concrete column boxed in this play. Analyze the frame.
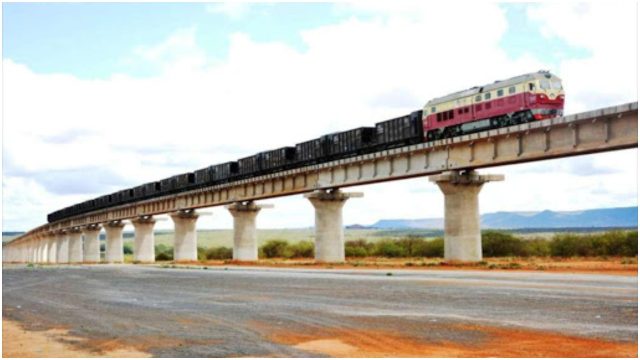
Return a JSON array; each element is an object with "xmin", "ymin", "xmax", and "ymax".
[
  {"xmin": 429, "ymin": 170, "xmax": 504, "ymax": 262},
  {"xmin": 56, "ymin": 232, "xmax": 69, "ymax": 263},
  {"xmin": 305, "ymin": 189, "xmax": 363, "ymax": 262},
  {"xmin": 131, "ymin": 216, "xmax": 156, "ymax": 263},
  {"xmin": 83, "ymin": 225, "xmax": 102, "ymax": 263},
  {"xmin": 26, "ymin": 241, "xmax": 33, "ymax": 263},
  {"xmin": 104, "ymin": 221, "xmax": 125, "ymax": 263},
  {"xmin": 35, "ymin": 238, "xmax": 42, "ymax": 263},
  {"xmin": 226, "ymin": 202, "xmax": 273, "ymax": 261},
  {"xmin": 68, "ymin": 228, "xmax": 83, "ymax": 263},
  {"xmin": 40, "ymin": 237, "xmax": 49, "ymax": 263},
  {"xmin": 170, "ymin": 210, "xmax": 199, "ymax": 262},
  {"xmin": 47, "ymin": 234, "xmax": 58, "ymax": 263}
]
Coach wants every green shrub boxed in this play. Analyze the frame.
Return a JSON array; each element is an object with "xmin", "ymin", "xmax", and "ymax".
[
  {"xmin": 261, "ymin": 240, "xmax": 293, "ymax": 258},
  {"xmin": 345, "ymin": 246, "xmax": 368, "ymax": 257},
  {"xmin": 601, "ymin": 230, "xmax": 637, "ymax": 257},
  {"xmin": 523, "ymin": 238, "xmax": 551, "ymax": 257},
  {"xmin": 345, "ymin": 239, "xmax": 373, "ymax": 257},
  {"xmin": 123, "ymin": 243, "xmax": 133, "ymax": 255},
  {"xmin": 413, "ymin": 238, "xmax": 444, "ymax": 257},
  {"xmin": 549, "ymin": 231, "xmax": 638, "ymax": 257},
  {"xmin": 550, "ymin": 234, "xmax": 595, "ymax": 257},
  {"xmin": 155, "ymin": 244, "xmax": 173, "ymax": 261},
  {"xmin": 396, "ymin": 236, "xmax": 426, "ymax": 257},
  {"xmin": 482, "ymin": 231, "xmax": 525, "ymax": 257},
  {"xmin": 197, "ymin": 246, "xmax": 208, "ymax": 262},
  {"xmin": 156, "ymin": 251, "xmax": 173, "ymax": 261},
  {"xmin": 373, "ymin": 240, "xmax": 407, "ymax": 257},
  {"xmin": 206, "ymin": 246, "xmax": 233, "ymax": 260},
  {"xmin": 289, "ymin": 241, "xmax": 314, "ymax": 258}
]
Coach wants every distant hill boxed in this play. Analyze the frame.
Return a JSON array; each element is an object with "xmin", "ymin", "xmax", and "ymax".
[{"xmin": 370, "ymin": 206, "xmax": 638, "ymax": 229}]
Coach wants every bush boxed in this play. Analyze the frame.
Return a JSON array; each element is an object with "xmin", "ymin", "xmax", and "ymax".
[
  {"xmin": 345, "ymin": 246, "xmax": 368, "ymax": 257},
  {"xmin": 206, "ymin": 247, "xmax": 233, "ymax": 260},
  {"xmin": 549, "ymin": 231, "xmax": 638, "ymax": 257},
  {"xmin": 123, "ymin": 243, "xmax": 133, "ymax": 255},
  {"xmin": 197, "ymin": 246, "xmax": 208, "ymax": 262},
  {"xmin": 396, "ymin": 236, "xmax": 426, "ymax": 257},
  {"xmin": 345, "ymin": 239, "xmax": 373, "ymax": 257},
  {"xmin": 524, "ymin": 238, "xmax": 551, "ymax": 257},
  {"xmin": 289, "ymin": 241, "xmax": 314, "ymax": 258},
  {"xmin": 373, "ymin": 240, "xmax": 407, "ymax": 257},
  {"xmin": 482, "ymin": 231, "xmax": 525, "ymax": 257},
  {"xmin": 156, "ymin": 251, "xmax": 173, "ymax": 261},
  {"xmin": 261, "ymin": 240, "xmax": 293, "ymax": 258},
  {"xmin": 155, "ymin": 244, "xmax": 173, "ymax": 261},
  {"xmin": 550, "ymin": 234, "xmax": 596, "ymax": 257},
  {"xmin": 413, "ymin": 238, "xmax": 444, "ymax": 257}
]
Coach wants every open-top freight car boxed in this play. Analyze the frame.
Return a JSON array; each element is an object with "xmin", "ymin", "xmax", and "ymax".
[{"xmin": 260, "ymin": 147, "xmax": 296, "ymax": 172}]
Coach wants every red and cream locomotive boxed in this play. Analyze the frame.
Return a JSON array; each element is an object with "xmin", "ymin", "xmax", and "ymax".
[{"xmin": 423, "ymin": 71, "xmax": 564, "ymax": 140}]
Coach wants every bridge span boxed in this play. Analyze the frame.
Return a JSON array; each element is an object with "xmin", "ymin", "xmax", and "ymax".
[{"xmin": 3, "ymin": 102, "xmax": 637, "ymax": 264}]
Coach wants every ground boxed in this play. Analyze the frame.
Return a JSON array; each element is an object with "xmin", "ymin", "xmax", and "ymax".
[
  {"xmin": 197, "ymin": 256, "xmax": 638, "ymax": 276},
  {"xmin": 2, "ymin": 264, "xmax": 637, "ymax": 357}
]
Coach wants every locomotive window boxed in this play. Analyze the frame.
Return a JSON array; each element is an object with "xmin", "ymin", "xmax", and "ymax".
[
  {"xmin": 540, "ymin": 80, "xmax": 550, "ymax": 89},
  {"xmin": 431, "ymin": 107, "xmax": 436, "ymax": 113},
  {"xmin": 552, "ymin": 81, "xmax": 562, "ymax": 90},
  {"xmin": 529, "ymin": 83, "xmax": 535, "ymax": 91},
  {"xmin": 497, "ymin": 89, "xmax": 504, "ymax": 97},
  {"xmin": 484, "ymin": 92, "xmax": 491, "ymax": 100},
  {"xmin": 509, "ymin": 86, "xmax": 516, "ymax": 94},
  {"xmin": 475, "ymin": 95, "xmax": 481, "ymax": 102}
]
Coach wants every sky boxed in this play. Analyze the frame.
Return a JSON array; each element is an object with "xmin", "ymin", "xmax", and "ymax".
[{"xmin": 2, "ymin": 1, "xmax": 638, "ymax": 232}]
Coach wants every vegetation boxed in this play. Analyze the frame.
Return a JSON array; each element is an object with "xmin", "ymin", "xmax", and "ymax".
[
  {"xmin": 205, "ymin": 246, "xmax": 233, "ymax": 260},
  {"xmin": 150, "ymin": 229, "xmax": 636, "ymax": 262},
  {"xmin": 155, "ymin": 244, "xmax": 173, "ymax": 261}
]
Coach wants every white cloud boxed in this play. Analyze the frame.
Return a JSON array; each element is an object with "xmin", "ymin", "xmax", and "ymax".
[
  {"xmin": 205, "ymin": 3, "xmax": 251, "ymax": 20},
  {"xmin": 2, "ymin": 2, "xmax": 637, "ymax": 232},
  {"xmin": 527, "ymin": 2, "xmax": 637, "ymax": 113}
]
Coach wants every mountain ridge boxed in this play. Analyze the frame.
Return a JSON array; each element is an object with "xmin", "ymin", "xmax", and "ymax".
[{"xmin": 369, "ymin": 206, "xmax": 638, "ymax": 229}]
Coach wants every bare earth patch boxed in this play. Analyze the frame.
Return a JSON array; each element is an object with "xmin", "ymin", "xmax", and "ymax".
[
  {"xmin": 183, "ymin": 256, "xmax": 638, "ymax": 276},
  {"xmin": 2, "ymin": 319, "xmax": 150, "ymax": 358},
  {"xmin": 266, "ymin": 323, "xmax": 638, "ymax": 357}
]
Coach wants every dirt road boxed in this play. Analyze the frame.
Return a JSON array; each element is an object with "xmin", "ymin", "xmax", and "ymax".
[{"xmin": 2, "ymin": 265, "xmax": 637, "ymax": 357}]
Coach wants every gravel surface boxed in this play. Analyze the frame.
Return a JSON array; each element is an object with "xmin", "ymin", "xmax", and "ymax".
[{"xmin": 2, "ymin": 265, "xmax": 637, "ymax": 357}]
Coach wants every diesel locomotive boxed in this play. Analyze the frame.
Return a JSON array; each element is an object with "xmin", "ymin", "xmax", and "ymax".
[{"xmin": 48, "ymin": 71, "xmax": 564, "ymax": 223}]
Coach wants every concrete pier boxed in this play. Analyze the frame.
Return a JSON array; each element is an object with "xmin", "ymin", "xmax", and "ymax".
[
  {"xmin": 38, "ymin": 237, "xmax": 48, "ymax": 263},
  {"xmin": 132, "ymin": 216, "xmax": 156, "ymax": 263},
  {"xmin": 56, "ymin": 231, "xmax": 69, "ymax": 263},
  {"xmin": 83, "ymin": 225, "xmax": 102, "ymax": 263},
  {"xmin": 429, "ymin": 170, "xmax": 504, "ymax": 262},
  {"xmin": 226, "ymin": 202, "xmax": 273, "ymax": 261},
  {"xmin": 104, "ymin": 221, "xmax": 125, "ymax": 263},
  {"xmin": 47, "ymin": 234, "xmax": 58, "ymax": 264},
  {"xmin": 305, "ymin": 189, "xmax": 363, "ymax": 262},
  {"xmin": 171, "ymin": 210, "xmax": 199, "ymax": 262},
  {"xmin": 68, "ymin": 228, "xmax": 83, "ymax": 263}
]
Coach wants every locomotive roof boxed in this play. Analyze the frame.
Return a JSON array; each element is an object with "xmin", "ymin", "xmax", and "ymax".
[{"xmin": 426, "ymin": 71, "xmax": 561, "ymax": 105}]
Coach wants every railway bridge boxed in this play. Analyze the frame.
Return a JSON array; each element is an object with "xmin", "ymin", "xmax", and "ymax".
[{"xmin": 3, "ymin": 102, "xmax": 638, "ymax": 264}]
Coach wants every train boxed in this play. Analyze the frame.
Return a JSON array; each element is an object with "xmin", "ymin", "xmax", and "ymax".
[{"xmin": 47, "ymin": 71, "xmax": 564, "ymax": 223}]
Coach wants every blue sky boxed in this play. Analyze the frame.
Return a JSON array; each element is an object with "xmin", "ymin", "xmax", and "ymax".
[
  {"xmin": 4, "ymin": 3, "xmax": 352, "ymax": 78},
  {"xmin": 4, "ymin": 3, "xmax": 590, "ymax": 79},
  {"xmin": 2, "ymin": 2, "xmax": 637, "ymax": 232}
]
